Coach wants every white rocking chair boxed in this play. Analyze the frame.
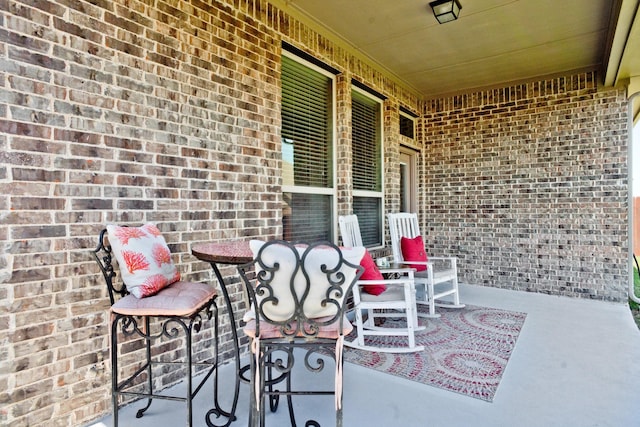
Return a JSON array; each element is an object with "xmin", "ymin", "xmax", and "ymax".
[
  {"xmin": 338, "ymin": 215, "xmax": 424, "ymax": 353},
  {"xmin": 387, "ymin": 212, "xmax": 464, "ymax": 318}
]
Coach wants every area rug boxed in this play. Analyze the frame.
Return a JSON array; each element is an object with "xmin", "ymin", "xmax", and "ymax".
[{"xmin": 343, "ymin": 305, "xmax": 526, "ymax": 401}]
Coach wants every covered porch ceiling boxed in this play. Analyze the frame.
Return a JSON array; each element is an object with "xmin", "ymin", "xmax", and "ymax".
[{"xmin": 273, "ymin": 0, "xmax": 640, "ymax": 107}]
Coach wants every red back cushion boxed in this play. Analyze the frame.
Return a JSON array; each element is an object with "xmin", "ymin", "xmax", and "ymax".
[
  {"xmin": 400, "ymin": 235, "xmax": 428, "ymax": 272},
  {"xmin": 359, "ymin": 250, "xmax": 386, "ymax": 295}
]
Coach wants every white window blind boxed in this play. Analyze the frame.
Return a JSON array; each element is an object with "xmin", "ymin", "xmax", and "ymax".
[
  {"xmin": 352, "ymin": 90, "xmax": 381, "ymax": 192},
  {"xmin": 353, "ymin": 196, "xmax": 382, "ymax": 247}
]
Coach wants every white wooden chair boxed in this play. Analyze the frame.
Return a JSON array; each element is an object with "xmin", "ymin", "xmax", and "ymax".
[
  {"xmin": 387, "ymin": 212, "xmax": 464, "ymax": 318},
  {"xmin": 338, "ymin": 215, "xmax": 424, "ymax": 353}
]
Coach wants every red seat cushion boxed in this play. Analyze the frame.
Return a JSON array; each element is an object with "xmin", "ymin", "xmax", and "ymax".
[
  {"xmin": 400, "ymin": 235, "xmax": 428, "ymax": 272},
  {"xmin": 359, "ymin": 250, "xmax": 386, "ymax": 295},
  {"xmin": 243, "ymin": 315, "xmax": 353, "ymax": 339}
]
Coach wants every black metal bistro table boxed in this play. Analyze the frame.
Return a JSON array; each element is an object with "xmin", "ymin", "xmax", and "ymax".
[{"xmin": 191, "ymin": 241, "xmax": 253, "ymax": 427}]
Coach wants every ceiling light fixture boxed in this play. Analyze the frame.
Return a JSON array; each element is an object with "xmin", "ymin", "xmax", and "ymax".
[{"xmin": 429, "ymin": 0, "xmax": 462, "ymax": 24}]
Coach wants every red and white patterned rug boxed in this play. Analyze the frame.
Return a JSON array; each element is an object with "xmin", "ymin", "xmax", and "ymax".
[{"xmin": 344, "ymin": 305, "xmax": 526, "ymax": 401}]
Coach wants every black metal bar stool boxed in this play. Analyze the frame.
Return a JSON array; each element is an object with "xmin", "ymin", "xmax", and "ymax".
[
  {"xmin": 92, "ymin": 226, "xmax": 221, "ymax": 427},
  {"xmin": 237, "ymin": 240, "xmax": 364, "ymax": 427}
]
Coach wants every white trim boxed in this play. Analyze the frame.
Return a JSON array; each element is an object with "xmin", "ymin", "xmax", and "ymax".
[
  {"xmin": 629, "ymin": 91, "xmax": 640, "ymax": 304},
  {"xmin": 399, "ymin": 147, "xmax": 418, "ymax": 214},
  {"xmin": 281, "ymin": 185, "xmax": 335, "ymax": 195}
]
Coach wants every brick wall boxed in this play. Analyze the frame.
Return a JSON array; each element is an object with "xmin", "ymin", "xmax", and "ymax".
[
  {"xmin": 1, "ymin": 1, "xmax": 284, "ymax": 425},
  {"xmin": 420, "ymin": 74, "xmax": 629, "ymax": 300},
  {"xmin": 0, "ymin": 1, "xmax": 420, "ymax": 426}
]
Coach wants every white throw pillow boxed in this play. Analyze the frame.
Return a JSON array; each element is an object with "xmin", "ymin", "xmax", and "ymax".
[{"xmin": 245, "ymin": 240, "xmax": 364, "ymax": 322}]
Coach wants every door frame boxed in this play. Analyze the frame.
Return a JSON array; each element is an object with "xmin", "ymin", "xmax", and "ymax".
[{"xmin": 399, "ymin": 146, "xmax": 418, "ymax": 214}]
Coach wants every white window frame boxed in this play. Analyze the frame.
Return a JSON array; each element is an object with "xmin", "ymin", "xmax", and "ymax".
[
  {"xmin": 281, "ymin": 50, "xmax": 338, "ymax": 242},
  {"xmin": 352, "ymin": 86, "xmax": 385, "ymax": 248}
]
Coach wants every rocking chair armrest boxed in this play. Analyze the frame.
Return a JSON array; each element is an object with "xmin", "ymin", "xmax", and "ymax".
[
  {"xmin": 378, "ymin": 267, "xmax": 417, "ymax": 275},
  {"xmin": 395, "ymin": 260, "xmax": 434, "ymax": 267},
  {"xmin": 396, "ymin": 258, "xmax": 457, "ymax": 268},
  {"xmin": 356, "ymin": 277, "xmax": 414, "ymax": 287}
]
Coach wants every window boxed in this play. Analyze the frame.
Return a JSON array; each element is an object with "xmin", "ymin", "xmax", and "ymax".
[
  {"xmin": 281, "ymin": 53, "xmax": 336, "ymax": 241},
  {"xmin": 352, "ymin": 88, "xmax": 383, "ymax": 247},
  {"xmin": 399, "ymin": 109, "xmax": 416, "ymax": 139}
]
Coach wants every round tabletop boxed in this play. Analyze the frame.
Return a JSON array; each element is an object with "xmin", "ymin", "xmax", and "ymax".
[{"xmin": 191, "ymin": 240, "xmax": 253, "ymax": 265}]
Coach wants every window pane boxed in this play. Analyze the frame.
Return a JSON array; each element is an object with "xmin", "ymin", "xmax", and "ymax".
[
  {"xmin": 283, "ymin": 192, "xmax": 333, "ymax": 242},
  {"xmin": 352, "ymin": 90, "xmax": 381, "ymax": 192},
  {"xmin": 282, "ymin": 56, "xmax": 333, "ymax": 188},
  {"xmin": 400, "ymin": 114, "xmax": 414, "ymax": 139},
  {"xmin": 353, "ymin": 197, "xmax": 382, "ymax": 247},
  {"xmin": 400, "ymin": 162, "xmax": 408, "ymax": 213}
]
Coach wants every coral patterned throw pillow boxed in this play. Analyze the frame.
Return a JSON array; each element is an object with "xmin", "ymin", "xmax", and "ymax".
[{"xmin": 106, "ymin": 223, "xmax": 181, "ymax": 298}]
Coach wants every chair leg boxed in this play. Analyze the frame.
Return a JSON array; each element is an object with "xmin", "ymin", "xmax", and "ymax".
[
  {"xmin": 355, "ymin": 308, "xmax": 366, "ymax": 347},
  {"xmin": 415, "ymin": 282, "xmax": 444, "ymax": 318},
  {"xmin": 260, "ymin": 357, "xmax": 267, "ymax": 427},
  {"xmin": 452, "ymin": 277, "xmax": 462, "ymax": 306},
  {"xmin": 407, "ymin": 303, "xmax": 417, "ymax": 350},
  {"xmin": 429, "ymin": 283, "xmax": 437, "ymax": 317},
  {"xmin": 248, "ymin": 346, "xmax": 257, "ymax": 427},
  {"xmin": 111, "ymin": 319, "xmax": 119, "ymax": 427},
  {"xmin": 336, "ymin": 357, "xmax": 344, "ymax": 427},
  {"xmin": 251, "ymin": 347, "xmax": 267, "ymax": 427},
  {"xmin": 136, "ymin": 317, "xmax": 153, "ymax": 419},
  {"xmin": 446, "ymin": 259, "xmax": 464, "ymax": 309},
  {"xmin": 207, "ymin": 308, "xmax": 240, "ymax": 425},
  {"xmin": 186, "ymin": 327, "xmax": 193, "ymax": 427}
]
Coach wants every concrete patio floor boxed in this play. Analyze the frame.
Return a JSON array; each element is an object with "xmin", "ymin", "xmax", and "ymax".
[{"xmin": 88, "ymin": 283, "xmax": 640, "ymax": 427}]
